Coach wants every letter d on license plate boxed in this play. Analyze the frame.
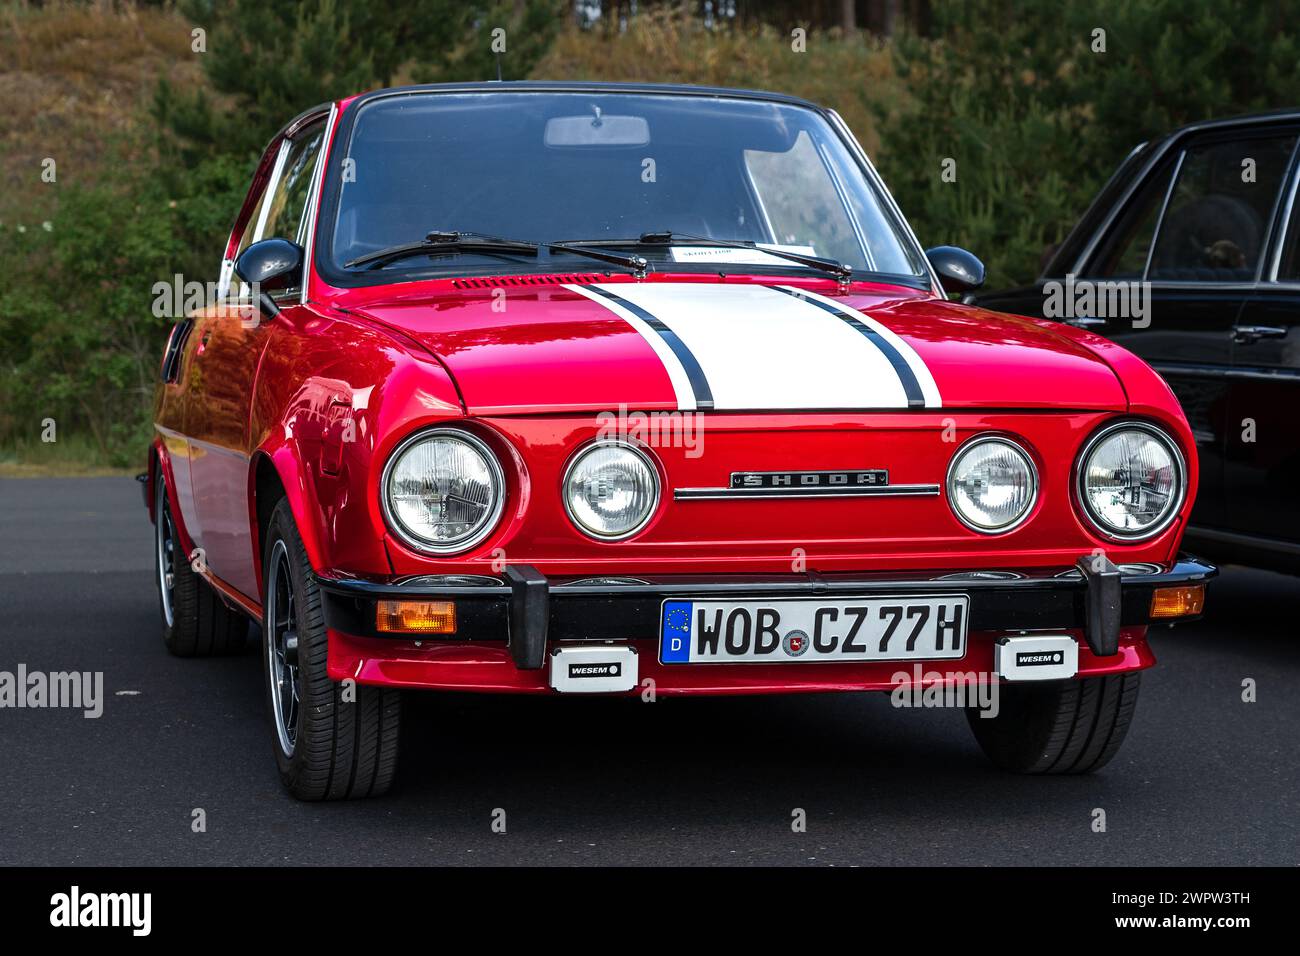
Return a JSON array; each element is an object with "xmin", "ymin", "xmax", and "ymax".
[{"xmin": 660, "ymin": 596, "xmax": 968, "ymax": 664}]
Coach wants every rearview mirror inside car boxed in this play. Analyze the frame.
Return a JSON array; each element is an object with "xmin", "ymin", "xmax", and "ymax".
[{"xmin": 544, "ymin": 112, "xmax": 650, "ymax": 147}]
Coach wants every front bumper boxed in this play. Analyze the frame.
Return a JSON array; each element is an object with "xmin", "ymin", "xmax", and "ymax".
[{"xmin": 317, "ymin": 555, "xmax": 1215, "ymax": 695}]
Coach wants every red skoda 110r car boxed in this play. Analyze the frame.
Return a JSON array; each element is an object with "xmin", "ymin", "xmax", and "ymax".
[{"xmin": 145, "ymin": 82, "xmax": 1215, "ymax": 800}]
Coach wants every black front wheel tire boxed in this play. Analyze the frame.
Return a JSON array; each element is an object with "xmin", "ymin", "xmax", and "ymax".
[
  {"xmin": 966, "ymin": 673, "xmax": 1141, "ymax": 774},
  {"xmin": 261, "ymin": 498, "xmax": 401, "ymax": 800}
]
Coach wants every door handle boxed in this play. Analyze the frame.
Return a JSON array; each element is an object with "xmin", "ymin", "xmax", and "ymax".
[{"xmin": 1232, "ymin": 325, "xmax": 1287, "ymax": 345}]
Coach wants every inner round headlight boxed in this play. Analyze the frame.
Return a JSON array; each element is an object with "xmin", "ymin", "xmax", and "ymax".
[
  {"xmin": 947, "ymin": 437, "xmax": 1038, "ymax": 533},
  {"xmin": 382, "ymin": 429, "xmax": 505, "ymax": 554},
  {"xmin": 563, "ymin": 441, "xmax": 659, "ymax": 540},
  {"xmin": 1077, "ymin": 423, "xmax": 1185, "ymax": 539}
]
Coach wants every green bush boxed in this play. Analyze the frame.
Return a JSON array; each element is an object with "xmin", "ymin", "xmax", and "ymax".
[
  {"xmin": 874, "ymin": 0, "xmax": 1300, "ymax": 288},
  {"xmin": 0, "ymin": 143, "xmax": 193, "ymax": 466}
]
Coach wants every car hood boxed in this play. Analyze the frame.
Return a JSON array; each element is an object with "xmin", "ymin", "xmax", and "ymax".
[{"xmin": 349, "ymin": 279, "xmax": 1128, "ymax": 415}]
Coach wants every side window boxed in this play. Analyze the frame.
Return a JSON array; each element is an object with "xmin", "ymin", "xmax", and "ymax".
[
  {"xmin": 1274, "ymin": 181, "xmax": 1300, "ymax": 280},
  {"xmin": 262, "ymin": 121, "xmax": 326, "ymax": 248},
  {"xmin": 1086, "ymin": 160, "xmax": 1176, "ymax": 279},
  {"xmin": 221, "ymin": 170, "xmax": 273, "ymax": 301},
  {"xmin": 234, "ymin": 187, "xmax": 270, "ymax": 265},
  {"xmin": 1148, "ymin": 135, "xmax": 1295, "ymax": 281}
]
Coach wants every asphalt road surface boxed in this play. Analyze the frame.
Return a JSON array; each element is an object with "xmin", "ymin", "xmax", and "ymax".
[{"xmin": 1, "ymin": 477, "xmax": 1296, "ymax": 866}]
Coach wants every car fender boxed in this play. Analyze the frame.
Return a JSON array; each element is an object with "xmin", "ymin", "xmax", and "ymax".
[
  {"xmin": 246, "ymin": 307, "xmax": 464, "ymax": 589},
  {"xmin": 1038, "ymin": 319, "xmax": 1200, "ymax": 563}
]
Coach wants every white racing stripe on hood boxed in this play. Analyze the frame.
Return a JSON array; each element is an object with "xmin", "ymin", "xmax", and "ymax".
[
  {"xmin": 779, "ymin": 285, "xmax": 942, "ymax": 408},
  {"xmin": 565, "ymin": 283, "xmax": 700, "ymax": 410},
  {"xmin": 587, "ymin": 282, "xmax": 936, "ymax": 410}
]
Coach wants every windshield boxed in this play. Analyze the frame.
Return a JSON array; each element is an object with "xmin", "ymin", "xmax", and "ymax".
[{"xmin": 323, "ymin": 91, "xmax": 929, "ymax": 284}]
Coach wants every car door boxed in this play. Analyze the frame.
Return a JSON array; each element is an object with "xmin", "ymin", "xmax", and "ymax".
[
  {"xmin": 1225, "ymin": 142, "xmax": 1300, "ymax": 551},
  {"xmin": 187, "ymin": 117, "xmax": 327, "ymax": 598}
]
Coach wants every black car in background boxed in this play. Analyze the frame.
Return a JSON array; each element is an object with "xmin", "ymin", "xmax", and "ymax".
[{"xmin": 975, "ymin": 109, "xmax": 1300, "ymax": 575}]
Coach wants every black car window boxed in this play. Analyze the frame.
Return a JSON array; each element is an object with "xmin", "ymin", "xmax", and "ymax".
[
  {"xmin": 1148, "ymin": 135, "xmax": 1295, "ymax": 282},
  {"xmin": 1275, "ymin": 180, "xmax": 1300, "ymax": 280},
  {"xmin": 1085, "ymin": 159, "xmax": 1176, "ymax": 279}
]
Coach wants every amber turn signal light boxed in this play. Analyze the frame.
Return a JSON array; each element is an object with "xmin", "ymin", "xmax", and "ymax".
[
  {"xmin": 1149, "ymin": 585, "xmax": 1205, "ymax": 619},
  {"xmin": 376, "ymin": 599, "xmax": 456, "ymax": 634}
]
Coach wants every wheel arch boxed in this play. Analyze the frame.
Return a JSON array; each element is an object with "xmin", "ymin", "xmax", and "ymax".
[
  {"xmin": 150, "ymin": 437, "xmax": 199, "ymax": 557},
  {"xmin": 248, "ymin": 443, "xmax": 329, "ymax": 601}
]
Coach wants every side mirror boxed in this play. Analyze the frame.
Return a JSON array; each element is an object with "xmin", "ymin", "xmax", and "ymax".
[
  {"xmin": 926, "ymin": 246, "xmax": 985, "ymax": 295},
  {"xmin": 234, "ymin": 238, "xmax": 304, "ymax": 319}
]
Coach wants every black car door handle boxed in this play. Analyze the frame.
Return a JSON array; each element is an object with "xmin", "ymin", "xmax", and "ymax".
[{"xmin": 1232, "ymin": 325, "xmax": 1287, "ymax": 345}]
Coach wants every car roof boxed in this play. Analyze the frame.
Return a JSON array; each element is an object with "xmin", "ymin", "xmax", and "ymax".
[
  {"xmin": 338, "ymin": 80, "xmax": 827, "ymax": 112},
  {"xmin": 1159, "ymin": 106, "xmax": 1300, "ymax": 142}
]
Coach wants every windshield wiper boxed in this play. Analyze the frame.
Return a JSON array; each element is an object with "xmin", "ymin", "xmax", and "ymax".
[
  {"xmin": 345, "ymin": 231, "xmax": 540, "ymax": 269},
  {"xmin": 346, "ymin": 230, "xmax": 649, "ymax": 275},
  {"xmin": 545, "ymin": 242, "xmax": 648, "ymax": 274},
  {"xmin": 556, "ymin": 231, "xmax": 852, "ymax": 280}
]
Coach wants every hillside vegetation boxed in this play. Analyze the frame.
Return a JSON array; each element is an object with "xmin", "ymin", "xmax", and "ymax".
[{"xmin": 3, "ymin": 0, "xmax": 1298, "ymax": 474}]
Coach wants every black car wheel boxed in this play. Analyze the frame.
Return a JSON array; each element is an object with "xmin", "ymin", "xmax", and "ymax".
[
  {"xmin": 155, "ymin": 473, "xmax": 248, "ymax": 657},
  {"xmin": 966, "ymin": 673, "xmax": 1141, "ymax": 774},
  {"xmin": 261, "ymin": 498, "xmax": 401, "ymax": 800}
]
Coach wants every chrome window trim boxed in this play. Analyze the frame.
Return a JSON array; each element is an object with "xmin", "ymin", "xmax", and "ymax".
[
  {"xmin": 252, "ymin": 141, "xmax": 289, "ymax": 243},
  {"xmin": 217, "ymin": 142, "xmax": 285, "ymax": 302},
  {"xmin": 222, "ymin": 139, "xmax": 290, "ymax": 302},
  {"xmin": 1140, "ymin": 148, "xmax": 1186, "ymax": 280},
  {"xmin": 300, "ymin": 103, "xmax": 338, "ymax": 306},
  {"xmin": 1269, "ymin": 145, "xmax": 1300, "ymax": 281},
  {"xmin": 1255, "ymin": 136, "xmax": 1300, "ymax": 282}
]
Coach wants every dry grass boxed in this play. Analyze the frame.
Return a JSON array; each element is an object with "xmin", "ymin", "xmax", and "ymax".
[
  {"xmin": 0, "ymin": 431, "xmax": 137, "ymax": 476},
  {"xmin": 530, "ymin": 9, "xmax": 901, "ymax": 154},
  {"xmin": 0, "ymin": 461, "xmax": 136, "ymax": 477},
  {"xmin": 0, "ymin": 0, "xmax": 203, "ymax": 223}
]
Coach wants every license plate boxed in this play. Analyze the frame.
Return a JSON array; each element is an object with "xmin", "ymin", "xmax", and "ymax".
[{"xmin": 659, "ymin": 596, "xmax": 968, "ymax": 664}]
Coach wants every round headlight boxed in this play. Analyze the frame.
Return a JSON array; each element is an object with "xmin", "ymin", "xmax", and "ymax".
[
  {"xmin": 382, "ymin": 429, "xmax": 505, "ymax": 554},
  {"xmin": 563, "ymin": 441, "xmax": 660, "ymax": 540},
  {"xmin": 947, "ymin": 437, "xmax": 1038, "ymax": 533},
  {"xmin": 1077, "ymin": 423, "xmax": 1185, "ymax": 539}
]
